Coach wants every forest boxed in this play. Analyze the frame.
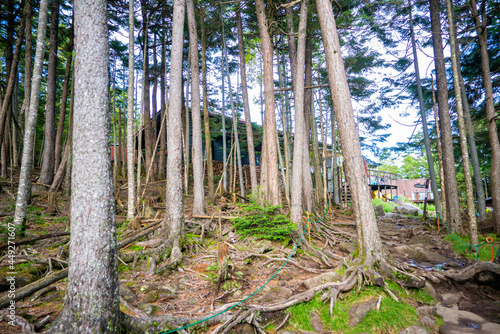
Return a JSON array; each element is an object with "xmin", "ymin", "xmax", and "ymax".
[{"xmin": 0, "ymin": 0, "xmax": 499, "ymax": 333}]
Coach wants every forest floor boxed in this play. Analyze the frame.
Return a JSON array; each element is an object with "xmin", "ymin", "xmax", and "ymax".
[{"xmin": 0, "ymin": 175, "xmax": 499, "ymax": 333}]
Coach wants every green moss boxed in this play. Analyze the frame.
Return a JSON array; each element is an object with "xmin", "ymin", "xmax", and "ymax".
[{"xmin": 288, "ymin": 282, "xmax": 419, "ymax": 334}]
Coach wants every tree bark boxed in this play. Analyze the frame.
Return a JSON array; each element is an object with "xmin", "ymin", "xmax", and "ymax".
[
  {"xmin": 199, "ymin": 7, "xmax": 214, "ymax": 203},
  {"xmin": 236, "ymin": 8, "xmax": 258, "ymax": 194},
  {"xmin": 187, "ymin": 0, "xmax": 205, "ymax": 215},
  {"xmin": 21, "ymin": 0, "xmax": 32, "ymax": 123},
  {"xmin": 255, "ymin": 0, "xmax": 280, "ymax": 205},
  {"xmin": 46, "ymin": 0, "xmax": 121, "ymax": 331},
  {"xmin": 469, "ymin": 0, "xmax": 500, "ymax": 232},
  {"xmin": 166, "ymin": 0, "xmax": 186, "ymax": 265},
  {"xmin": 429, "ymin": 0, "xmax": 462, "ymax": 233},
  {"xmin": 446, "ymin": 0, "xmax": 478, "ymax": 245},
  {"xmin": 38, "ymin": 0, "xmax": 60, "ymax": 186},
  {"xmin": 13, "ymin": 0, "xmax": 49, "ymax": 229},
  {"xmin": 316, "ymin": 0, "xmax": 384, "ymax": 266},
  {"xmin": 54, "ymin": 34, "xmax": 73, "ymax": 172},
  {"xmin": 290, "ymin": 0, "xmax": 310, "ymax": 231},
  {"xmin": 127, "ymin": 0, "xmax": 136, "ymax": 220},
  {"xmin": 159, "ymin": 19, "xmax": 167, "ymax": 180}
]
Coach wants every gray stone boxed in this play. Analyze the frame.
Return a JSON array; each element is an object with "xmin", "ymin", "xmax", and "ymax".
[
  {"xmin": 119, "ymin": 282, "xmax": 138, "ymax": 304},
  {"xmin": 374, "ymin": 204, "xmax": 386, "ymax": 216},
  {"xmin": 393, "ymin": 205, "xmax": 421, "ymax": 216},
  {"xmin": 441, "ymin": 293, "xmax": 462, "ymax": 307},
  {"xmin": 158, "ymin": 293, "xmax": 176, "ymax": 301},
  {"xmin": 339, "ymin": 242, "xmax": 357, "ymax": 254},
  {"xmin": 138, "ymin": 303, "xmax": 156, "ymax": 315},
  {"xmin": 419, "ymin": 316, "xmax": 437, "ymax": 330},
  {"xmin": 385, "ymin": 212, "xmax": 404, "ymax": 219},
  {"xmin": 439, "ymin": 322, "xmax": 500, "ymax": 334},
  {"xmin": 416, "ymin": 306, "xmax": 437, "ymax": 316},
  {"xmin": 409, "ymin": 235, "xmax": 434, "ymax": 246},
  {"xmin": 410, "ymin": 247, "xmax": 449, "ymax": 263},
  {"xmin": 436, "ymin": 306, "xmax": 486, "ymax": 327},
  {"xmin": 143, "ymin": 205, "xmax": 156, "ymax": 218},
  {"xmin": 302, "ymin": 271, "xmax": 342, "ymax": 289},
  {"xmin": 233, "ymin": 323, "xmax": 254, "ymax": 334},
  {"xmin": 393, "ymin": 245, "xmax": 413, "ymax": 255},
  {"xmin": 256, "ymin": 285, "xmax": 293, "ymax": 304},
  {"xmin": 142, "ymin": 291, "xmax": 158, "ymax": 303},
  {"xmin": 349, "ymin": 297, "xmax": 379, "ymax": 326},
  {"xmin": 423, "ymin": 281, "xmax": 438, "ymax": 301},
  {"xmin": 398, "ymin": 325, "xmax": 430, "ymax": 334},
  {"xmin": 310, "ymin": 312, "xmax": 324, "ymax": 333}
]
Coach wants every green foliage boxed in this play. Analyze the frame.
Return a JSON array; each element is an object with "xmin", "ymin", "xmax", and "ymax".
[
  {"xmin": 443, "ymin": 233, "xmax": 499, "ymax": 262},
  {"xmin": 288, "ymin": 282, "xmax": 420, "ymax": 333},
  {"xmin": 372, "ymin": 198, "xmax": 397, "ymax": 213}
]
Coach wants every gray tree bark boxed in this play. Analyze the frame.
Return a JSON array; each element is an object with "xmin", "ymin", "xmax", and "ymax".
[
  {"xmin": 236, "ymin": 8, "xmax": 258, "ymax": 194},
  {"xmin": 21, "ymin": 0, "xmax": 32, "ymax": 123},
  {"xmin": 46, "ymin": 0, "xmax": 121, "ymax": 331},
  {"xmin": 127, "ymin": 0, "xmax": 136, "ymax": 220},
  {"xmin": 186, "ymin": 0, "xmax": 205, "ymax": 215},
  {"xmin": 38, "ymin": 0, "xmax": 60, "ymax": 186},
  {"xmin": 429, "ymin": 0, "xmax": 462, "ymax": 233},
  {"xmin": 166, "ymin": 0, "xmax": 186, "ymax": 265},
  {"xmin": 13, "ymin": 0, "xmax": 49, "ymax": 229},
  {"xmin": 255, "ymin": 0, "xmax": 281, "ymax": 205},
  {"xmin": 316, "ymin": 0, "xmax": 384, "ymax": 266}
]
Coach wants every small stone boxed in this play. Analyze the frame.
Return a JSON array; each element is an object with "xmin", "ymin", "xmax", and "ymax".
[
  {"xmin": 423, "ymin": 281, "xmax": 438, "ymax": 300},
  {"xmin": 441, "ymin": 293, "xmax": 462, "ymax": 307},
  {"xmin": 119, "ymin": 282, "xmax": 138, "ymax": 304},
  {"xmin": 349, "ymin": 298, "xmax": 379, "ymax": 326},
  {"xmin": 398, "ymin": 325, "xmax": 429, "ymax": 334},
  {"xmin": 138, "ymin": 303, "xmax": 156, "ymax": 315},
  {"xmin": 142, "ymin": 291, "xmax": 158, "ymax": 303},
  {"xmin": 419, "ymin": 315, "xmax": 437, "ymax": 330},
  {"xmin": 443, "ymin": 261, "xmax": 459, "ymax": 269},
  {"xmin": 309, "ymin": 312, "xmax": 324, "ymax": 333},
  {"xmin": 158, "ymin": 293, "xmax": 177, "ymax": 301},
  {"xmin": 374, "ymin": 204, "xmax": 386, "ymax": 216}
]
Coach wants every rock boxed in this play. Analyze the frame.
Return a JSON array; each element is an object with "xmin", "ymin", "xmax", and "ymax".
[
  {"xmin": 423, "ymin": 281, "xmax": 438, "ymax": 301},
  {"xmin": 476, "ymin": 271, "xmax": 500, "ymax": 286},
  {"xmin": 443, "ymin": 261, "xmax": 460, "ymax": 270},
  {"xmin": 374, "ymin": 204, "xmax": 386, "ymax": 216},
  {"xmin": 119, "ymin": 282, "xmax": 138, "ymax": 304},
  {"xmin": 138, "ymin": 303, "xmax": 156, "ymax": 315},
  {"xmin": 143, "ymin": 205, "xmax": 156, "ymax": 218},
  {"xmin": 398, "ymin": 325, "xmax": 429, "ymax": 334},
  {"xmin": 393, "ymin": 245, "xmax": 413, "ymax": 255},
  {"xmin": 309, "ymin": 312, "xmax": 324, "ymax": 333},
  {"xmin": 393, "ymin": 205, "xmax": 421, "ymax": 216},
  {"xmin": 233, "ymin": 323, "xmax": 254, "ymax": 334},
  {"xmin": 302, "ymin": 271, "xmax": 342, "ymax": 289},
  {"xmin": 158, "ymin": 293, "xmax": 176, "ymax": 301},
  {"xmin": 277, "ymin": 269, "xmax": 294, "ymax": 281},
  {"xmin": 441, "ymin": 293, "xmax": 462, "ymax": 307},
  {"xmin": 436, "ymin": 306, "xmax": 487, "ymax": 328},
  {"xmin": 410, "ymin": 248, "xmax": 449, "ymax": 263},
  {"xmin": 256, "ymin": 285, "xmax": 293, "ymax": 304},
  {"xmin": 349, "ymin": 297, "xmax": 379, "ymax": 326},
  {"xmin": 142, "ymin": 291, "xmax": 158, "ymax": 303},
  {"xmin": 339, "ymin": 242, "xmax": 357, "ymax": 254},
  {"xmin": 385, "ymin": 212, "xmax": 404, "ymax": 219},
  {"xmin": 419, "ymin": 315, "xmax": 437, "ymax": 330},
  {"xmin": 409, "ymin": 235, "xmax": 434, "ymax": 246},
  {"xmin": 140, "ymin": 283, "xmax": 182, "ymax": 294},
  {"xmin": 416, "ymin": 306, "xmax": 437, "ymax": 316}
]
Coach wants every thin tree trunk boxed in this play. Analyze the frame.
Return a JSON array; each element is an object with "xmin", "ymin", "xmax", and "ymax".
[
  {"xmin": 255, "ymin": 0, "xmax": 280, "ymax": 205},
  {"xmin": 429, "ymin": 0, "xmax": 462, "ymax": 233},
  {"xmin": 64, "ymin": 73, "xmax": 75, "ymax": 198},
  {"xmin": 316, "ymin": 0, "xmax": 384, "ymax": 266},
  {"xmin": 21, "ymin": 0, "xmax": 32, "ymax": 123},
  {"xmin": 141, "ymin": 10, "xmax": 154, "ymax": 185},
  {"xmin": 236, "ymin": 8, "xmax": 258, "ymax": 194},
  {"xmin": 47, "ymin": 0, "xmax": 120, "ymax": 329},
  {"xmin": 184, "ymin": 54, "xmax": 190, "ymax": 195},
  {"xmin": 290, "ymin": 0, "xmax": 309, "ymax": 231},
  {"xmin": 38, "ymin": 0, "xmax": 60, "ymax": 186},
  {"xmin": 302, "ymin": 33, "xmax": 314, "ymax": 212},
  {"xmin": 408, "ymin": 0, "xmax": 442, "ymax": 215},
  {"xmin": 187, "ymin": 0, "xmax": 205, "ymax": 215},
  {"xmin": 469, "ymin": 0, "xmax": 500, "ymax": 232},
  {"xmin": 220, "ymin": 19, "xmax": 227, "ymax": 193},
  {"xmin": 13, "ymin": 0, "xmax": 49, "ymax": 229},
  {"xmin": 331, "ymin": 106, "xmax": 339, "ymax": 204},
  {"xmin": 166, "ymin": 0, "xmax": 186, "ymax": 265},
  {"xmin": 127, "ymin": 0, "xmax": 136, "ymax": 220},
  {"xmin": 55, "ymin": 35, "xmax": 73, "ymax": 171},
  {"xmin": 446, "ymin": 0, "xmax": 477, "ymax": 244},
  {"xmin": 431, "ymin": 75, "xmax": 446, "ymax": 222},
  {"xmin": 200, "ymin": 7, "xmax": 214, "ymax": 203},
  {"xmin": 221, "ymin": 13, "xmax": 244, "ymax": 198},
  {"xmin": 159, "ymin": 21, "xmax": 167, "ymax": 180},
  {"xmin": 152, "ymin": 33, "xmax": 158, "ymax": 180}
]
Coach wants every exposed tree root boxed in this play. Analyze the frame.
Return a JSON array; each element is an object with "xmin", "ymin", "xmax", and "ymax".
[{"xmin": 442, "ymin": 262, "xmax": 500, "ymax": 282}]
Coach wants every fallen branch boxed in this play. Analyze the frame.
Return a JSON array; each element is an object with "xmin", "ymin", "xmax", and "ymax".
[
  {"xmin": 0, "ymin": 232, "xmax": 70, "ymax": 250},
  {"xmin": 192, "ymin": 214, "xmax": 234, "ymax": 220}
]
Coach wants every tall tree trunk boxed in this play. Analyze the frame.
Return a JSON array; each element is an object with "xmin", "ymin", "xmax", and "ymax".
[
  {"xmin": 47, "ymin": 0, "xmax": 120, "ymax": 330},
  {"xmin": 236, "ymin": 8, "xmax": 258, "ymax": 194},
  {"xmin": 39, "ymin": 0, "xmax": 60, "ymax": 186},
  {"xmin": 290, "ymin": 0, "xmax": 310, "ymax": 230},
  {"xmin": 221, "ymin": 13, "xmax": 244, "ymax": 198},
  {"xmin": 408, "ymin": 0, "xmax": 442, "ymax": 215},
  {"xmin": 127, "ymin": 0, "xmax": 136, "ymax": 220},
  {"xmin": 13, "ymin": 0, "xmax": 49, "ymax": 229},
  {"xmin": 64, "ymin": 71, "xmax": 75, "ymax": 197},
  {"xmin": 199, "ymin": 7, "xmax": 214, "ymax": 202},
  {"xmin": 220, "ymin": 22, "xmax": 227, "ymax": 193},
  {"xmin": 302, "ymin": 33, "xmax": 314, "ymax": 211},
  {"xmin": 331, "ymin": 106, "xmax": 339, "ymax": 204},
  {"xmin": 159, "ymin": 21, "xmax": 167, "ymax": 180},
  {"xmin": 255, "ymin": 0, "xmax": 280, "ymax": 205},
  {"xmin": 469, "ymin": 0, "xmax": 500, "ymax": 232},
  {"xmin": 152, "ymin": 33, "xmax": 158, "ymax": 180},
  {"xmin": 187, "ymin": 0, "xmax": 205, "ymax": 215},
  {"xmin": 141, "ymin": 8, "xmax": 154, "ymax": 184},
  {"xmin": 446, "ymin": 0, "xmax": 478, "ymax": 245},
  {"xmin": 316, "ymin": 0, "xmax": 384, "ymax": 266},
  {"xmin": 429, "ymin": 0, "xmax": 462, "ymax": 233},
  {"xmin": 166, "ymin": 0, "xmax": 186, "ymax": 265},
  {"xmin": 184, "ymin": 55, "xmax": 190, "ymax": 195},
  {"xmin": 21, "ymin": 0, "xmax": 32, "ymax": 123},
  {"xmin": 55, "ymin": 34, "xmax": 73, "ymax": 171}
]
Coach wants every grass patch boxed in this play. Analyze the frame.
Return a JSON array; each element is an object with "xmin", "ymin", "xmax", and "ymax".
[
  {"xmin": 288, "ymin": 282, "xmax": 421, "ymax": 333},
  {"xmin": 372, "ymin": 198, "xmax": 397, "ymax": 213},
  {"xmin": 415, "ymin": 202, "xmax": 436, "ymax": 212},
  {"xmin": 443, "ymin": 233, "xmax": 499, "ymax": 262}
]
